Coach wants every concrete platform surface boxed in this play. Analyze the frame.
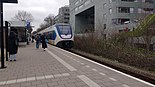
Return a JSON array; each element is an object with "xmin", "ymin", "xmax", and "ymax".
[{"xmin": 0, "ymin": 43, "xmax": 155, "ymax": 87}]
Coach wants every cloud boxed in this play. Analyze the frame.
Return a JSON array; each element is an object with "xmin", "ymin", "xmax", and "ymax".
[{"xmin": 3, "ymin": 0, "xmax": 69, "ymax": 31}]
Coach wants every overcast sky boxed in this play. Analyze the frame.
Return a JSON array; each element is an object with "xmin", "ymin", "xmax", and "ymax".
[{"xmin": 3, "ymin": 0, "xmax": 69, "ymax": 31}]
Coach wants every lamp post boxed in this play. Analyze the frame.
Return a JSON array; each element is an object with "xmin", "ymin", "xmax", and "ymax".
[
  {"xmin": 22, "ymin": 20, "xmax": 29, "ymax": 45},
  {"xmin": 5, "ymin": 21, "xmax": 11, "ymax": 61},
  {"xmin": 0, "ymin": 0, "xmax": 18, "ymax": 69},
  {"xmin": 0, "ymin": 1, "xmax": 6, "ymax": 69}
]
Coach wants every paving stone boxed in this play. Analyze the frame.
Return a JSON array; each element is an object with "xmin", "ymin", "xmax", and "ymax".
[
  {"xmin": 37, "ymin": 83, "xmax": 48, "ymax": 87},
  {"xmin": 36, "ymin": 76, "xmax": 45, "ymax": 80},
  {"xmin": 0, "ymin": 81, "xmax": 6, "ymax": 86},
  {"xmin": 58, "ymin": 81, "xmax": 68, "ymax": 85},
  {"xmin": 9, "ymin": 83, "xmax": 20, "ymax": 87},
  {"xmin": 0, "ymin": 85, "xmax": 9, "ymax": 87},
  {"xmin": 55, "ymin": 85, "xmax": 65, "ymax": 87},
  {"xmin": 75, "ymin": 81, "xmax": 87, "ymax": 86},
  {"xmin": 47, "ymin": 82, "xmax": 58, "ymax": 86},
  {"xmin": 51, "ymin": 78, "xmax": 60, "ymax": 82},
  {"xmin": 65, "ymin": 83, "xmax": 77, "ymax": 87},
  {"xmin": 17, "ymin": 78, "xmax": 26, "ymax": 83},
  {"xmin": 6, "ymin": 80, "xmax": 16, "ymax": 85},
  {"xmin": 31, "ymin": 80, "xmax": 42, "ymax": 86},
  {"xmin": 41, "ymin": 79, "xmax": 51, "ymax": 84},
  {"xmin": 45, "ymin": 75, "xmax": 53, "ymax": 79},
  {"xmin": 20, "ymin": 82, "xmax": 31, "ymax": 87},
  {"xmin": 28, "ymin": 86, "xmax": 36, "ymax": 87}
]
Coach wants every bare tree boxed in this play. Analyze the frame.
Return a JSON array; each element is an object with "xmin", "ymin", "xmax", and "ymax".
[
  {"xmin": 36, "ymin": 14, "xmax": 55, "ymax": 33},
  {"xmin": 44, "ymin": 14, "xmax": 55, "ymax": 26},
  {"xmin": 12, "ymin": 10, "xmax": 34, "ymax": 22},
  {"xmin": 36, "ymin": 23, "xmax": 48, "ymax": 32}
]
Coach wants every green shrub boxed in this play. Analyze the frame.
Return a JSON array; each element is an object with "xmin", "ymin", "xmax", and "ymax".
[{"xmin": 73, "ymin": 35, "xmax": 155, "ymax": 72}]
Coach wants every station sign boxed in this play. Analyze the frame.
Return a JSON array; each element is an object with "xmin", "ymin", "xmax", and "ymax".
[{"xmin": 1, "ymin": 0, "xmax": 18, "ymax": 3}]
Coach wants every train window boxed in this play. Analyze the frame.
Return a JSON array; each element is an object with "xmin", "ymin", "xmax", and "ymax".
[
  {"xmin": 49, "ymin": 31, "xmax": 56, "ymax": 40},
  {"xmin": 49, "ymin": 32, "xmax": 53, "ymax": 39}
]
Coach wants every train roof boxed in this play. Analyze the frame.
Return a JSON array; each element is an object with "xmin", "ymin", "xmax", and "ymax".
[
  {"xmin": 38, "ymin": 23, "xmax": 71, "ymax": 34},
  {"xmin": 55, "ymin": 23, "xmax": 70, "ymax": 26}
]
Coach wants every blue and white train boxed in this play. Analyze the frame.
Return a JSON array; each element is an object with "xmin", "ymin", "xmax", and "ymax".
[{"xmin": 38, "ymin": 23, "xmax": 74, "ymax": 48}]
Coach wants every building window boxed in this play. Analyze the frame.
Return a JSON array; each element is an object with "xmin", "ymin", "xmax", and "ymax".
[
  {"xmin": 138, "ymin": 8, "xmax": 153, "ymax": 14},
  {"xmin": 118, "ymin": 18, "xmax": 130, "ymax": 24},
  {"xmin": 109, "ymin": 0, "xmax": 112, "ymax": 3},
  {"xmin": 118, "ymin": 7, "xmax": 134, "ymax": 13},
  {"xmin": 142, "ymin": 0, "xmax": 153, "ymax": 4},
  {"xmin": 85, "ymin": 0, "xmax": 91, "ymax": 6},
  {"xmin": 65, "ymin": 9, "xmax": 69, "ymax": 12},
  {"xmin": 109, "ymin": 8, "xmax": 112, "ymax": 14},
  {"xmin": 103, "ymin": 14, "xmax": 107, "ymax": 19},
  {"xmin": 104, "ymin": 24, "xmax": 106, "ymax": 29},
  {"xmin": 138, "ymin": 8, "xmax": 142, "ymax": 13},
  {"xmin": 79, "ymin": 5, "xmax": 83, "ymax": 9},
  {"xmin": 75, "ymin": 1, "xmax": 79, "ymax": 5},
  {"xmin": 130, "ymin": 8, "xmax": 134, "ymax": 13},
  {"xmin": 103, "ymin": 3, "xmax": 107, "ymax": 9},
  {"xmin": 75, "ymin": 7, "xmax": 78, "ymax": 11},
  {"xmin": 143, "ymin": 8, "xmax": 154, "ymax": 14},
  {"xmin": 121, "ymin": 0, "xmax": 138, "ymax": 2},
  {"xmin": 112, "ymin": 19, "xmax": 117, "ymax": 24},
  {"xmin": 64, "ymin": 17, "xmax": 69, "ymax": 20},
  {"xmin": 64, "ymin": 13, "xmax": 69, "ymax": 16},
  {"xmin": 112, "ymin": 18, "xmax": 130, "ymax": 25}
]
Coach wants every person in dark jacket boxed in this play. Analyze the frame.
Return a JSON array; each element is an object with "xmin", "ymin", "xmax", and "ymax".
[
  {"xmin": 35, "ymin": 34, "xmax": 41, "ymax": 49},
  {"xmin": 31, "ymin": 35, "xmax": 35, "ymax": 43},
  {"xmin": 8, "ymin": 31, "xmax": 18, "ymax": 61},
  {"xmin": 41, "ymin": 34, "xmax": 47, "ymax": 51}
]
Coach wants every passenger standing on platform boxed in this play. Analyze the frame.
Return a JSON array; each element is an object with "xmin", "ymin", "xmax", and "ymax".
[
  {"xmin": 35, "ymin": 34, "xmax": 40, "ymax": 49},
  {"xmin": 8, "ymin": 31, "xmax": 18, "ymax": 61},
  {"xmin": 31, "ymin": 35, "xmax": 35, "ymax": 43},
  {"xmin": 41, "ymin": 34, "xmax": 47, "ymax": 51}
]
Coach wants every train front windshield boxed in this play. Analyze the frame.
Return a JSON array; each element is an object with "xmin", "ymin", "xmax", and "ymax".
[
  {"xmin": 57, "ymin": 25, "xmax": 72, "ymax": 35},
  {"xmin": 57, "ymin": 25, "xmax": 72, "ymax": 39}
]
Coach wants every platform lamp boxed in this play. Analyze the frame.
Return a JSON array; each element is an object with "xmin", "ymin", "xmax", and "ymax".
[{"xmin": 0, "ymin": 0, "xmax": 18, "ymax": 69}]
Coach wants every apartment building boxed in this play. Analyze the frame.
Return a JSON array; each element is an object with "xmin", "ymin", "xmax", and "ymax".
[
  {"xmin": 54, "ymin": 5, "xmax": 70, "ymax": 24},
  {"xmin": 69, "ymin": 0, "xmax": 155, "ymax": 36}
]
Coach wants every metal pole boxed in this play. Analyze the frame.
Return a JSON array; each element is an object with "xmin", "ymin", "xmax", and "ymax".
[
  {"xmin": 5, "ymin": 21, "xmax": 8, "ymax": 61},
  {"xmin": 0, "ymin": 2, "xmax": 6, "ymax": 69}
]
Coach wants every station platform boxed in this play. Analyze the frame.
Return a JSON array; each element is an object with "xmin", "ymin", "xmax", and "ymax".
[{"xmin": 0, "ymin": 43, "xmax": 155, "ymax": 87}]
